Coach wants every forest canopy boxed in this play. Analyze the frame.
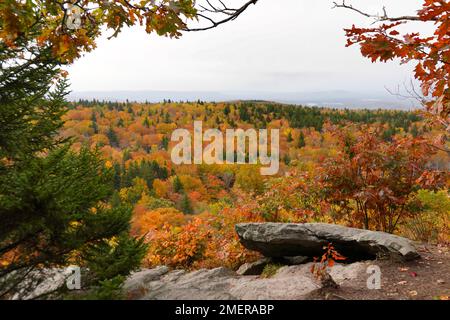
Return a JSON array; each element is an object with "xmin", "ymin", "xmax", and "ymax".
[{"xmin": 0, "ymin": 0, "xmax": 449, "ymax": 300}]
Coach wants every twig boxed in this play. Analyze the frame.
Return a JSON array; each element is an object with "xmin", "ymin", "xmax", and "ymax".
[{"xmin": 332, "ymin": 1, "xmax": 436, "ymax": 22}]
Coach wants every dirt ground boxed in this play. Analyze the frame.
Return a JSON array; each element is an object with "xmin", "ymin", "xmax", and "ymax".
[{"xmin": 307, "ymin": 244, "xmax": 450, "ymax": 300}]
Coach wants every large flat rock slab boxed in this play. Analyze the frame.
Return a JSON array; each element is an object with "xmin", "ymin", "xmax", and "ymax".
[
  {"xmin": 235, "ymin": 223, "xmax": 419, "ymax": 261},
  {"xmin": 124, "ymin": 266, "xmax": 324, "ymax": 300},
  {"xmin": 123, "ymin": 262, "xmax": 368, "ymax": 300}
]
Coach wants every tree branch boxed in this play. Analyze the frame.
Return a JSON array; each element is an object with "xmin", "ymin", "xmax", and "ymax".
[
  {"xmin": 184, "ymin": 0, "xmax": 259, "ymax": 32},
  {"xmin": 332, "ymin": 1, "xmax": 436, "ymax": 22}
]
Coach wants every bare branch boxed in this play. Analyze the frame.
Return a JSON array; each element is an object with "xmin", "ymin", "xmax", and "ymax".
[
  {"xmin": 332, "ymin": 1, "xmax": 436, "ymax": 22},
  {"xmin": 184, "ymin": 0, "xmax": 259, "ymax": 32}
]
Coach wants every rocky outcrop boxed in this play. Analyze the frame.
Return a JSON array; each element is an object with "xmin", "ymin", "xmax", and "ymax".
[
  {"xmin": 123, "ymin": 223, "xmax": 419, "ymax": 300},
  {"xmin": 235, "ymin": 223, "xmax": 420, "ymax": 261},
  {"xmin": 124, "ymin": 267, "xmax": 238, "ymax": 300},
  {"xmin": 8, "ymin": 268, "xmax": 72, "ymax": 300},
  {"xmin": 123, "ymin": 262, "xmax": 367, "ymax": 300}
]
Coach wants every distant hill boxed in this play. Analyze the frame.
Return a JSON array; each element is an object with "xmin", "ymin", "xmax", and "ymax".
[{"xmin": 68, "ymin": 90, "xmax": 420, "ymax": 111}]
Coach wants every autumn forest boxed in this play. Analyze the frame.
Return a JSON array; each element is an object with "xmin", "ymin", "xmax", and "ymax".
[
  {"xmin": 1, "ymin": 0, "xmax": 449, "ymax": 303},
  {"xmin": 61, "ymin": 100, "xmax": 449, "ymax": 270}
]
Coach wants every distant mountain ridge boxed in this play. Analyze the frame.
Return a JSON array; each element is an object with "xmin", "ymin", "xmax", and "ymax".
[{"xmin": 68, "ymin": 90, "xmax": 420, "ymax": 111}]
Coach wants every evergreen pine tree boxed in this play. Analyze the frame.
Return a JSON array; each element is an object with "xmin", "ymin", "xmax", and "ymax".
[
  {"xmin": 107, "ymin": 127, "xmax": 120, "ymax": 148},
  {"xmin": 223, "ymin": 105, "xmax": 231, "ymax": 116},
  {"xmin": 160, "ymin": 136, "xmax": 169, "ymax": 150},
  {"xmin": 410, "ymin": 124, "xmax": 420, "ymax": 137},
  {"xmin": 180, "ymin": 193, "xmax": 193, "ymax": 215},
  {"xmin": 297, "ymin": 131, "xmax": 306, "ymax": 148},
  {"xmin": 91, "ymin": 112, "xmax": 99, "ymax": 134},
  {"xmin": 163, "ymin": 112, "xmax": 172, "ymax": 124},
  {"xmin": 173, "ymin": 176, "xmax": 183, "ymax": 193},
  {"xmin": 287, "ymin": 131, "xmax": 293, "ymax": 142},
  {"xmin": 0, "ymin": 38, "xmax": 146, "ymax": 299}
]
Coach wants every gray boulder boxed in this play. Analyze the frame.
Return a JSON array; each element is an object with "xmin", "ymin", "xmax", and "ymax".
[
  {"xmin": 123, "ymin": 262, "xmax": 367, "ymax": 300},
  {"xmin": 124, "ymin": 266, "xmax": 170, "ymax": 299},
  {"xmin": 229, "ymin": 271, "xmax": 319, "ymax": 300},
  {"xmin": 235, "ymin": 223, "xmax": 419, "ymax": 261},
  {"xmin": 124, "ymin": 265, "xmax": 322, "ymax": 300},
  {"xmin": 125, "ymin": 267, "xmax": 239, "ymax": 300}
]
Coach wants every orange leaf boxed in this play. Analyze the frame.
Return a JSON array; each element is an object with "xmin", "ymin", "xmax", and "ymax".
[{"xmin": 328, "ymin": 259, "xmax": 335, "ymax": 267}]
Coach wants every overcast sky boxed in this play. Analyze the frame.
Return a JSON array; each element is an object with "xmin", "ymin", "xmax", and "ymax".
[{"xmin": 67, "ymin": 0, "xmax": 431, "ymax": 98}]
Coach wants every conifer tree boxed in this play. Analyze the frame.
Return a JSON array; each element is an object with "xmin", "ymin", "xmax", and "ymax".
[
  {"xmin": 0, "ymin": 34, "xmax": 146, "ymax": 299},
  {"xmin": 173, "ymin": 176, "xmax": 184, "ymax": 193},
  {"xmin": 91, "ymin": 112, "xmax": 99, "ymax": 134},
  {"xmin": 107, "ymin": 127, "xmax": 120, "ymax": 148},
  {"xmin": 180, "ymin": 193, "xmax": 193, "ymax": 215},
  {"xmin": 287, "ymin": 131, "xmax": 293, "ymax": 143},
  {"xmin": 297, "ymin": 131, "xmax": 306, "ymax": 148}
]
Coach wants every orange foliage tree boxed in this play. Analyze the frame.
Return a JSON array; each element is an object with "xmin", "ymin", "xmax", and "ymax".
[
  {"xmin": 335, "ymin": 0, "xmax": 450, "ymax": 125},
  {"xmin": 319, "ymin": 124, "xmax": 447, "ymax": 233}
]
